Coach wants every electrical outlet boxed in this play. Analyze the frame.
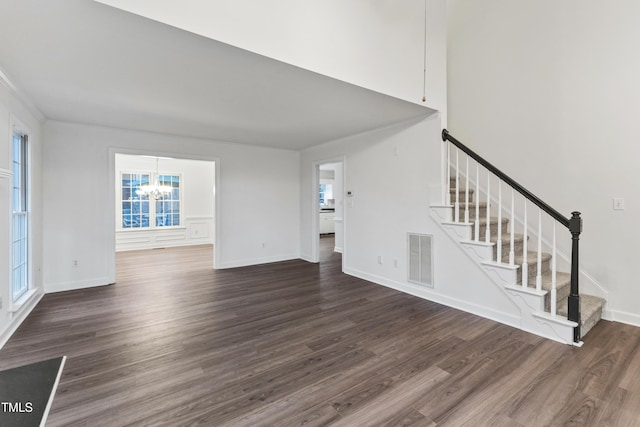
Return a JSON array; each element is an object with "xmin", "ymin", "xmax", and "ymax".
[
  {"xmin": 394, "ymin": 259, "xmax": 399, "ymax": 268},
  {"xmin": 613, "ymin": 198, "xmax": 625, "ymax": 210},
  {"xmin": 0, "ymin": 297, "xmax": 3, "ymax": 309},
  {"xmin": 377, "ymin": 255, "xmax": 383, "ymax": 264},
  {"xmin": 261, "ymin": 242, "xmax": 266, "ymax": 248},
  {"xmin": 72, "ymin": 259, "xmax": 79, "ymax": 268}
]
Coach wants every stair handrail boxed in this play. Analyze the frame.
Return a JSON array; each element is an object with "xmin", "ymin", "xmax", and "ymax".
[{"xmin": 441, "ymin": 129, "xmax": 583, "ymax": 343}]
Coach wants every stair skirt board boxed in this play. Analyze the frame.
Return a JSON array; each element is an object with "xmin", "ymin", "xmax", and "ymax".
[
  {"xmin": 430, "ymin": 205, "xmax": 603, "ymax": 345},
  {"xmin": 343, "ymin": 266, "xmax": 582, "ymax": 346},
  {"xmin": 343, "ymin": 266, "xmax": 522, "ymax": 331}
]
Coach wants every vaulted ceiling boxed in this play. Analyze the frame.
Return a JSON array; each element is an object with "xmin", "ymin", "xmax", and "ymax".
[{"xmin": 0, "ymin": 0, "xmax": 433, "ymax": 150}]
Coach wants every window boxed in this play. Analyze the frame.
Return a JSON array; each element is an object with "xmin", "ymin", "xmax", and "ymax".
[
  {"xmin": 121, "ymin": 173, "xmax": 150, "ymax": 228},
  {"xmin": 319, "ymin": 183, "xmax": 333, "ymax": 206},
  {"xmin": 120, "ymin": 172, "xmax": 181, "ymax": 229},
  {"xmin": 155, "ymin": 175, "xmax": 180, "ymax": 227},
  {"xmin": 12, "ymin": 133, "xmax": 29, "ymax": 301}
]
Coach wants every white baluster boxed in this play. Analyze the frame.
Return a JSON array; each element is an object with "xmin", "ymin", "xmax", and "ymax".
[
  {"xmin": 485, "ymin": 172, "xmax": 491, "ymax": 243},
  {"xmin": 497, "ymin": 181, "xmax": 502, "ymax": 263},
  {"xmin": 536, "ymin": 208, "xmax": 542, "ymax": 292},
  {"xmin": 509, "ymin": 188, "xmax": 515, "ymax": 266},
  {"xmin": 475, "ymin": 163, "xmax": 480, "ymax": 242},
  {"xmin": 446, "ymin": 143, "xmax": 451, "ymax": 206},
  {"xmin": 522, "ymin": 201, "xmax": 528, "ymax": 288},
  {"xmin": 465, "ymin": 156, "xmax": 469, "ymax": 223},
  {"xmin": 551, "ymin": 221, "xmax": 557, "ymax": 316},
  {"xmin": 455, "ymin": 149, "xmax": 460, "ymax": 222}
]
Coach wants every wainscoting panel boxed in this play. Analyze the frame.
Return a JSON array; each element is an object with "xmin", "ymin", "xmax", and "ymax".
[{"xmin": 115, "ymin": 216, "xmax": 213, "ymax": 252}]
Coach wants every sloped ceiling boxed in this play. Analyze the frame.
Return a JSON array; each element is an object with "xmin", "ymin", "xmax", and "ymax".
[{"xmin": 0, "ymin": 0, "xmax": 433, "ymax": 150}]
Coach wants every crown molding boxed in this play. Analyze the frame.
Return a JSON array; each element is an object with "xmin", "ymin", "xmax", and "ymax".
[{"xmin": 0, "ymin": 66, "xmax": 46, "ymax": 123}]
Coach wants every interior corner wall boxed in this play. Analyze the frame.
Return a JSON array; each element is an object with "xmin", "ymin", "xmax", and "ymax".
[
  {"xmin": 300, "ymin": 114, "xmax": 521, "ymax": 326},
  {"xmin": 447, "ymin": 0, "xmax": 640, "ymax": 325},
  {"xmin": 0, "ymin": 83, "xmax": 44, "ymax": 346},
  {"xmin": 43, "ymin": 121, "xmax": 300, "ymax": 293}
]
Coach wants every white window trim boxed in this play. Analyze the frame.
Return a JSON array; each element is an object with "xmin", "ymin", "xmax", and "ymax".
[
  {"xmin": 117, "ymin": 170, "xmax": 183, "ymax": 231},
  {"xmin": 10, "ymin": 119, "xmax": 32, "ymax": 305}
]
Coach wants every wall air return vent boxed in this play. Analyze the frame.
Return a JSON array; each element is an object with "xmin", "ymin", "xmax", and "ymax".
[{"xmin": 408, "ymin": 233, "xmax": 434, "ymax": 287}]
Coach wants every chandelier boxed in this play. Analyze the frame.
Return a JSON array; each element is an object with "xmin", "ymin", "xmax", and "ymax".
[{"xmin": 136, "ymin": 157, "xmax": 171, "ymax": 200}]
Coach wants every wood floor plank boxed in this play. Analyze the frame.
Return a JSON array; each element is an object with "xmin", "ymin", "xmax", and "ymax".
[
  {"xmin": 221, "ymin": 353, "xmax": 392, "ymax": 427},
  {"xmin": 1, "ymin": 237, "xmax": 640, "ymax": 426},
  {"xmin": 332, "ymin": 365, "xmax": 448, "ymax": 427}
]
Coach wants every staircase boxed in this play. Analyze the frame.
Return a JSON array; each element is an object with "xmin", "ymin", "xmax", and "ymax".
[{"xmin": 431, "ymin": 130, "xmax": 606, "ymax": 345}]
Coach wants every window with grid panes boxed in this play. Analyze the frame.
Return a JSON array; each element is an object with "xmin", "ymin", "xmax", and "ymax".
[
  {"xmin": 121, "ymin": 173, "xmax": 150, "ymax": 228},
  {"xmin": 155, "ymin": 175, "xmax": 180, "ymax": 227},
  {"xmin": 120, "ymin": 172, "xmax": 181, "ymax": 229},
  {"xmin": 12, "ymin": 133, "xmax": 29, "ymax": 301}
]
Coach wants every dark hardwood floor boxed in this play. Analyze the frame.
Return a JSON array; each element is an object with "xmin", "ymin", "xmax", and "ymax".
[{"xmin": 1, "ymin": 236, "xmax": 640, "ymax": 426}]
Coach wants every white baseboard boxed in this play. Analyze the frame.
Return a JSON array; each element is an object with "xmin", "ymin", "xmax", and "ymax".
[
  {"xmin": 0, "ymin": 289, "xmax": 44, "ymax": 350},
  {"xmin": 299, "ymin": 253, "xmax": 315, "ymax": 263},
  {"xmin": 343, "ymin": 266, "xmax": 520, "ymax": 329},
  {"xmin": 217, "ymin": 253, "xmax": 300, "ymax": 269},
  {"xmin": 609, "ymin": 309, "xmax": 640, "ymax": 327},
  {"xmin": 44, "ymin": 277, "xmax": 113, "ymax": 293}
]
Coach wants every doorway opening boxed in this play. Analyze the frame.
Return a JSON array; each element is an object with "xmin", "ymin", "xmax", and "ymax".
[
  {"xmin": 113, "ymin": 153, "xmax": 216, "ymax": 276},
  {"xmin": 314, "ymin": 160, "xmax": 344, "ymax": 265}
]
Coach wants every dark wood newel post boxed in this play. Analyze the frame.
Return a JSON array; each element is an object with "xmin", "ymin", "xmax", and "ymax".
[{"xmin": 568, "ymin": 211, "xmax": 582, "ymax": 342}]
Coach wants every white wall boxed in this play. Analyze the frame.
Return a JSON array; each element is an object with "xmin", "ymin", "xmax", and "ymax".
[
  {"xmin": 447, "ymin": 0, "xmax": 640, "ymax": 324},
  {"xmin": 94, "ymin": 0, "xmax": 448, "ymax": 124},
  {"xmin": 115, "ymin": 154, "xmax": 215, "ymax": 251},
  {"xmin": 43, "ymin": 121, "xmax": 300, "ymax": 293},
  {"xmin": 301, "ymin": 114, "xmax": 521, "ymax": 326},
  {"xmin": 0, "ymin": 80, "xmax": 44, "ymax": 347}
]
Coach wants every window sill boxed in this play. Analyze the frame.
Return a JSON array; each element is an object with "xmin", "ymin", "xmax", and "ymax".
[
  {"xmin": 9, "ymin": 288, "xmax": 38, "ymax": 314},
  {"xmin": 116, "ymin": 226, "xmax": 187, "ymax": 232}
]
